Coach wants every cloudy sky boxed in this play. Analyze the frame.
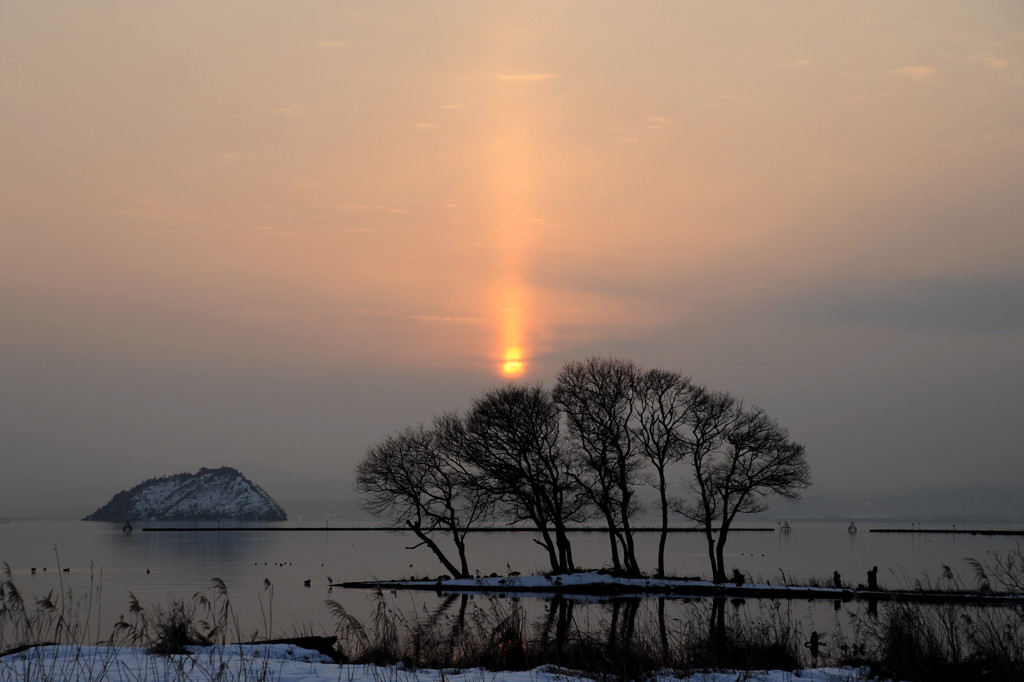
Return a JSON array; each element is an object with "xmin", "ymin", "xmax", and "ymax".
[{"xmin": 2, "ymin": 1, "xmax": 1022, "ymax": 517}]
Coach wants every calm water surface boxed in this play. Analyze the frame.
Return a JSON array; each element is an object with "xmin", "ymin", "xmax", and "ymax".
[{"xmin": 2, "ymin": 519, "xmax": 1020, "ymax": 640}]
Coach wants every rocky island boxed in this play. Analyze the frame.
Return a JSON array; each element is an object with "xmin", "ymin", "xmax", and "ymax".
[{"xmin": 83, "ymin": 466, "xmax": 287, "ymax": 522}]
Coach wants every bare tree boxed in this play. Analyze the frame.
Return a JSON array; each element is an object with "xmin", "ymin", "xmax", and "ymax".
[
  {"xmin": 633, "ymin": 368, "xmax": 695, "ymax": 577},
  {"xmin": 554, "ymin": 357, "xmax": 645, "ymax": 576},
  {"xmin": 674, "ymin": 389, "xmax": 739, "ymax": 583},
  {"xmin": 355, "ymin": 357, "xmax": 810, "ymax": 584},
  {"xmin": 676, "ymin": 393, "xmax": 810, "ymax": 582},
  {"xmin": 456, "ymin": 384, "xmax": 587, "ymax": 573},
  {"xmin": 355, "ymin": 420, "xmax": 490, "ymax": 578}
]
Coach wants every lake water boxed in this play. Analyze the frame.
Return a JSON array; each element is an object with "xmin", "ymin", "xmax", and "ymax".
[{"xmin": 2, "ymin": 518, "xmax": 1021, "ymax": 643}]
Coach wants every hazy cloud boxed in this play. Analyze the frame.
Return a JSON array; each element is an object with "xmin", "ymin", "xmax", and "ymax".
[
  {"xmin": 889, "ymin": 65, "xmax": 936, "ymax": 81},
  {"xmin": 970, "ymin": 54, "xmax": 1008, "ymax": 69},
  {"xmin": 646, "ymin": 116, "xmax": 670, "ymax": 130},
  {"xmin": 411, "ymin": 315, "xmax": 485, "ymax": 325},
  {"xmin": 415, "ymin": 122, "xmax": 438, "ymax": 129},
  {"xmin": 776, "ymin": 59, "xmax": 811, "ymax": 68},
  {"xmin": 108, "ymin": 192, "xmax": 168, "ymax": 222},
  {"xmin": 781, "ymin": 277, "xmax": 1024, "ymax": 334},
  {"xmin": 335, "ymin": 204, "xmax": 406, "ymax": 214},
  {"xmin": 115, "ymin": 207, "xmax": 166, "ymax": 221},
  {"xmin": 499, "ymin": 73, "xmax": 556, "ymax": 81},
  {"xmin": 314, "ymin": 40, "xmax": 344, "ymax": 48},
  {"xmin": 442, "ymin": 103, "xmax": 466, "ymax": 110},
  {"xmin": 340, "ymin": 307, "xmax": 396, "ymax": 317},
  {"xmin": 216, "ymin": 152, "xmax": 256, "ymax": 162}
]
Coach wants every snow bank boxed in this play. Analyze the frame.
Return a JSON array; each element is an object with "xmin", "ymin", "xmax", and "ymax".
[
  {"xmin": 346, "ymin": 570, "xmax": 854, "ymax": 599},
  {"xmin": 0, "ymin": 645, "xmax": 882, "ymax": 682}
]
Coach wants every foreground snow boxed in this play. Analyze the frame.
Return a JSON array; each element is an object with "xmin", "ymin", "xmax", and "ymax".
[{"xmin": 0, "ymin": 644, "xmax": 884, "ymax": 682}]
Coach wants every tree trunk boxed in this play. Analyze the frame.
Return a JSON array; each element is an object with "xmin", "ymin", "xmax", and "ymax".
[
  {"xmin": 533, "ymin": 526, "xmax": 560, "ymax": 572},
  {"xmin": 618, "ymin": 485, "xmax": 640, "ymax": 576},
  {"xmin": 554, "ymin": 523, "xmax": 574, "ymax": 573},
  {"xmin": 407, "ymin": 521, "xmax": 462, "ymax": 578},
  {"xmin": 656, "ymin": 471, "xmax": 669, "ymax": 577},
  {"xmin": 621, "ymin": 518, "xmax": 640, "ymax": 575},
  {"xmin": 704, "ymin": 524, "xmax": 720, "ymax": 583},
  {"xmin": 454, "ymin": 532, "xmax": 469, "ymax": 579},
  {"xmin": 603, "ymin": 508, "xmax": 622, "ymax": 571},
  {"xmin": 714, "ymin": 525, "xmax": 730, "ymax": 584}
]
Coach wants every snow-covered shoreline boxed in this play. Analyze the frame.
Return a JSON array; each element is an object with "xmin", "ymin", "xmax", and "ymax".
[
  {"xmin": 340, "ymin": 569, "xmax": 1024, "ymax": 605},
  {"xmin": 0, "ymin": 643, "xmax": 881, "ymax": 682}
]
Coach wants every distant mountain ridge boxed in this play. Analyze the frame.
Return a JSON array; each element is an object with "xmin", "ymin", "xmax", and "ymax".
[{"xmin": 83, "ymin": 466, "xmax": 287, "ymax": 522}]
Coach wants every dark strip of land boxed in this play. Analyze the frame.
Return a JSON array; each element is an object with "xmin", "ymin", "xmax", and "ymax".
[
  {"xmin": 870, "ymin": 528, "xmax": 1024, "ymax": 536},
  {"xmin": 142, "ymin": 526, "xmax": 774, "ymax": 533},
  {"xmin": 339, "ymin": 578, "xmax": 1024, "ymax": 606}
]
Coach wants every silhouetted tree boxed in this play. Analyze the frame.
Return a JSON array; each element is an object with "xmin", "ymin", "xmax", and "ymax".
[
  {"xmin": 354, "ymin": 356, "xmax": 811, "ymax": 583},
  {"xmin": 554, "ymin": 357, "xmax": 644, "ymax": 575},
  {"xmin": 672, "ymin": 388, "xmax": 735, "ymax": 581},
  {"xmin": 676, "ymin": 393, "xmax": 810, "ymax": 582},
  {"xmin": 633, "ymin": 368, "xmax": 695, "ymax": 577},
  {"xmin": 355, "ymin": 421, "xmax": 490, "ymax": 578},
  {"xmin": 456, "ymin": 384, "xmax": 587, "ymax": 573}
]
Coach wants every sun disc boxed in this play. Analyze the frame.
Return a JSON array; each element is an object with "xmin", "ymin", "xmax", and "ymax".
[{"xmin": 501, "ymin": 349, "xmax": 525, "ymax": 377}]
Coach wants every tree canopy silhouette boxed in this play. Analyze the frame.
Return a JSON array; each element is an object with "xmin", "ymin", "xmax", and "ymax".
[
  {"xmin": 674, "ymin": 392, "xmax": 811, "ymax": 582},
  {"xmin": 354, "ymin": 356, "xmax": 810, "ymax": 582},
  {"xmin": 355, "ymin": 420, "xmax": 490, "ymax": 578}
]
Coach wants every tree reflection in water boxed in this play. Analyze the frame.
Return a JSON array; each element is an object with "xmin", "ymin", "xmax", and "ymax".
[
  {"xmin": 364, "ymin": 590, "xmax": 822, "ymax": 673},
  {"xmin": 334, "ymin": 588, "xmax": 1020, "ymax": 677}
]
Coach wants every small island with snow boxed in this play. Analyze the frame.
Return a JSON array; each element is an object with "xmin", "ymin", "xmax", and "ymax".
[{"xmin": 83, "ymin": 466, "xmax": 287, "ymax": 522}]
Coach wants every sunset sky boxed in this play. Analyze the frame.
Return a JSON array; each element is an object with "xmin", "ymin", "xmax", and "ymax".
[{"xmin": 2, "ymin": 2, "xmax": 1022, "ymax": 516}]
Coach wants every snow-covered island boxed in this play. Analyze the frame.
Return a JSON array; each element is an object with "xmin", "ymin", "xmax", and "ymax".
[{"xmin": 83, "ymin": 466, "xmax": 287, "ymax": 522}]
